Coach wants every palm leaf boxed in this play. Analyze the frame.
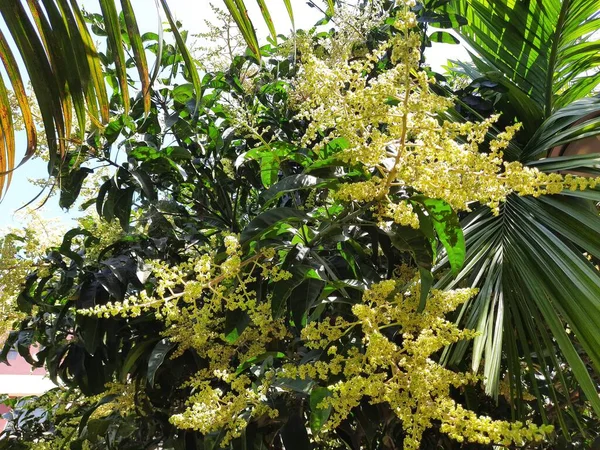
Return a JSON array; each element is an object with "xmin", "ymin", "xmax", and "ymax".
[
  {"xmin": 437, "ymin": 191, "xmax": 600, "ymax": 420},
  {"xmin": 159, "ymin": 0, "xmax": 202, "ymax": 114},
  {"xmin": 523, "ymin": 96, "xmax": 600, "ymax": 161},
  {"xmin": 0, "ymin": 0, "xmax": 202, "ymax": 197},
  {"xmin": 0, "ymin": 0, "xmax": 65, "ymax": 165},
  {"xmin": 446, "ymin": 0, "xmax": 600, "ymax": 118},
  {"xmin": 436, "ymin": 104, "xmax": 600, "ymax": 416},
  {"xmin": 121, "ymin": 0, "xmax": 151, "ymax": 115},
  {"xmin": 432, "ymin": 2, "xmax": 600, "ymax": 418},
  {"xmin": 0, "ymin": 66, "xmax": 14, "ymax": 196},
  {"xmin": 0, "ymin": 32, "xmax": 37, "ymax": 201},
  {"xmin": 98, "ymin": 0, "xmax": 130, "ymax": 113},
  {"xmin": 222, "ymin": 0, "xmax": 301, "ymax": 60},
  {"xmin": 222, "ymin": 0, "xmax": 260, "ymax": 59}
]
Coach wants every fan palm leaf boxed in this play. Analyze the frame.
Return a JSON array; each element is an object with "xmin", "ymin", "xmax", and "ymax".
[
  {"xmin": 445, "ymin": 0, "xmax": 600, "ymax": 119},
  {"xmin": 432, "ymin": 0, "xmax": 600, "ymax": 425}
]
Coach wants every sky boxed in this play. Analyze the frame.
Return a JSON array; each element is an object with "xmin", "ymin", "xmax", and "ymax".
[{"xmin": 0, "ymin": 0, "xmax": 468, "ymax": 229}]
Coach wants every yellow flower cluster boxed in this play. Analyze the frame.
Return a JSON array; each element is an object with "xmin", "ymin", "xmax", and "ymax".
[
  {"xmin": 0, "ymin": 211, "xmax": 64, "ymax": 337},
  {"xmin": 170, "ymin": 373, "xmax": 278, "ymax": 445},
  {"xmin": 282, "ymin": 272, "xmax": 553, "ymax": 449},
  {"xmin": 78, "ymin": 232, "xmax": 553, "ymax": 448},
  {"xmin": 80, "ymin": 235, "xmax": 290, "ymax": 445},
  {"xmin": 76, "ymin": 213, "xmax": 125, "ymax": 262},
  {"xmin": 293, "ymin": 7, "xmax": 597, "ymax": 217},
  {"xmin": 88, "ymin": 381, "xmax": 138, "ymax": 419}
]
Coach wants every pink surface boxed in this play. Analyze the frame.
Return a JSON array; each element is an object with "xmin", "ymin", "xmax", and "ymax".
[
  {"xmin": 0, "ymin": 346, "xmax": 49, "ymax": 432},
  {"xmin": 0, "ymin": 403, "xmax": 9, "ymax": 432},
  {"xmin": 0, "ymin": 349, "xmax": 45, "ymax": 375}
]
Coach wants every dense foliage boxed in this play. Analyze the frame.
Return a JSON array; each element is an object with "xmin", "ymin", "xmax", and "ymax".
[{"xmin": 2, "ymin": 1, "xmax": 600, "ymax": 449}]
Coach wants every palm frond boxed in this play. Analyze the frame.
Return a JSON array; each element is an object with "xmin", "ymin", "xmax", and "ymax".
[
  {"xmin": 437, "ymin": 191, "xmax": 600, "ymax": 422},
  {"xmin": 0, "ymin": 0, "xmax": 195, "ymax": 196},
  {"xmin": 431, "ymin": 3, "xmax": 600, "ymax": 418},
  {"xmin": 446, "ymin": 0, "xmax": 600, "ymax": 119}
]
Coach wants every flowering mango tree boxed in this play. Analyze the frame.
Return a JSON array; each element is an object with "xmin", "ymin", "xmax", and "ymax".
[{"xmin": 1, "ymin": 1, "xmax": 600, "ymax": 449}]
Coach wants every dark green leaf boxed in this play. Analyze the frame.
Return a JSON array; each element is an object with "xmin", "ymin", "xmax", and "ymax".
[
  {"xmin": 290, "ymin": 278, "xmax": 325, "ymax": 329},
  {"xmin": 262, "ymin": 174, "xmax": 327, "ymax": 205},
  {"xmin": 235, "ymin": 352, "xmax": 285, "ymax": 375},
  {"xmin": 429, "ymin": 31, "xmax": 459, "ymax": 44},
  {"xmin": 309, "ymin": 386, "xmax": 332, "ymax": 434},
  {"xmin": 418, "ymin": 268, "xmax": 434, "ymax": 313},
  {"xmin": 147, "ymin": 339, "xmax": 175, "ymax": 387},
  {"xmin": 241, "ymin": 208, "xmax": 309, "ymax": 244},
  {"xmin": 281, "ymin": 410, "xmax": 312, "ymax": 450}
]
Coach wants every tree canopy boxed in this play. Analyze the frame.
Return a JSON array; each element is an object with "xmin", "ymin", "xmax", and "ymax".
[{"xmin": 2, "ymin": 1, "xmax": 600, "ymax": 449}]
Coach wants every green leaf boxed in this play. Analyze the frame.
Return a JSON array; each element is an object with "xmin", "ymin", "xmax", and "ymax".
[
  {"xmin": 16, "ymin": 330, "xmax": 35, "ymax": 365},
  {"xmin": 59, "ymin": 168, "xmax": 93, "ymax": 209},
  {"xmin": 290, "ymin": 278, "xmax": 325, "ymax": 329},
  {"xmin": 522, "ymin": 97, "xmax": 600, "ymax": 161},
  {"xmin": 241, "ymin": 143, "xmax": 300, "ymax": 188},
  {"xmin": 241, "ymin": 208, "xmax": 309, "ymax": 244},
  {"xmin": 120, "ymin": 339, "xmax": 157, "ymax": 382},
  {"xmin": 67, "ymin": 0, "xmax": 110, "ymax": 124},
  {"xmin": 86, "ymin": 418, "xmax": 111, "ymax": 443},
  {"xmin": 132, "ymin": 168, "xmax": 157, "ymax": 201},
  {"xmin": 120, "ymin": 0, "xmax": 151, "ymax": 114},
  {"xmin": 34, "ymin": 0, "xmax": 87, "ymax": 141},
  {"xmin": 272, "ymin": 377, "xmax": 314, "ymax": 394},
  {"xmin": 98, "ymin": 0, "xmax": 130, "ymax": 112},
  {"xmin": 147, "ymin": 339, "xmax": 175, "ymax": 387},
  {"xmin": 309, "ymin": 386, "xmax": 332, "ymax": 434},
  {"xmin": 77, "ymin": 316, "xmax": 102, "ymax": 356},
  {"xmin": 445, "ymin": 0, "xmax": 600, "ymax": 116},
  {"xmin": 114, "ymin": 186, "xmax": 136, "ymax": 231},
  {"xmin": 262, "ymin": 174, "xmax": 327, "ymax": 205},
  {"xmin": 282, "ymin": 0, "xmax": 294, "ymax": 29},
  {"xmin": 281, "ymin": 410, "xmax": 313, "ymax": 450},
  {"xmin": 413, "ymin": 196, "xmax": 465, "ymax": 275},
  {"xmin": 259, "ymin": 153, "xmax": 278, "ymax": 188},
  {"xmin": 222, "ymin": 0, "xmax": 261, "ymax": 60},
  {"xmin": 418, "ymin": 268, "xmax": 434, "ymax": 313},
  {"xmin": 0, "ymin": 30, "xmax": 37, "ymax": 173},
  {"xmin": 256, "ymin": 0, "xmax": 277, "ymax": 43},
  {"xmin": 271, "ymin": 265, "xmax": 316, "ymax": 319},
  {"xmin": 59, "ymin": 228, "xmax": 92, "ymax": 266},
  {"xmin": 388, "ymin": 225, "xmax": 434, "ymax": 272},
  {"xmin": 0, "ymin": 72, "xmax": 14, "ymax": 197},
  {"xmin": 429, "ymin": 31, "xmax": 460, "ymax": 44},
  {"xmin": 160, "ymin": 0, "xmax": 203, "ymax": 114},
  {"xmin": 0, "ymin": 331, "xmax": 19, "ymax": 364},
  {"xmin": 0, "ymin": 0, "xmax": 63, "ymax": 163},
  {"xmin": 235, "ymin": 351, "xmax": 285, "ymax": 375},
  {"xmin": 223, "ymin": 309, "xmax": 250, "ymax": 344},
  {"xmin": 172, "ymin": 83, "xmax": 194, "ymax": 104}
]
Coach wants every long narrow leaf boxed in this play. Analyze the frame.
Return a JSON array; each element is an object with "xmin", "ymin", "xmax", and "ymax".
[
  {"xmin": 26, "ymin": 0, "xmax": 73, "ymax": 139},
  {"xmin": 68, "ymin": 0, "xmax": 110, "ymax": 124},
  {"xmin": 160, "ymin": 0, "xmax": 202, "ymax": 115},
  {"xmin": 121, "ymin": 0, "xmax": 151, "ymax": 114},
  {"xmin": 0, "ymin": 0, "xmax": 64, "ymax": 164},
  {"xmin": 0, "ymin": 30, "xmax": 36, "ymax": 168},
  {"xmin": 282, "ymin": 0, "xmax": 294, "ymax": 29},
  {"xmin": 223, "ymin": 0, "xmax": 261, "ymax": 59},
  {"xmin": 98, "ymin": 0, "xmax": 130, "ymax": 113},
  {"xmin": 40, "ymin": 0, "xmax": 87, "ymax": 140},
  {"xmin": 255, "ymin": 0, "xmax": 277, "ymax": 43},
  {"xmin": 0, "ymin": 72, "xmax": 13, "ymax": 195}
]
